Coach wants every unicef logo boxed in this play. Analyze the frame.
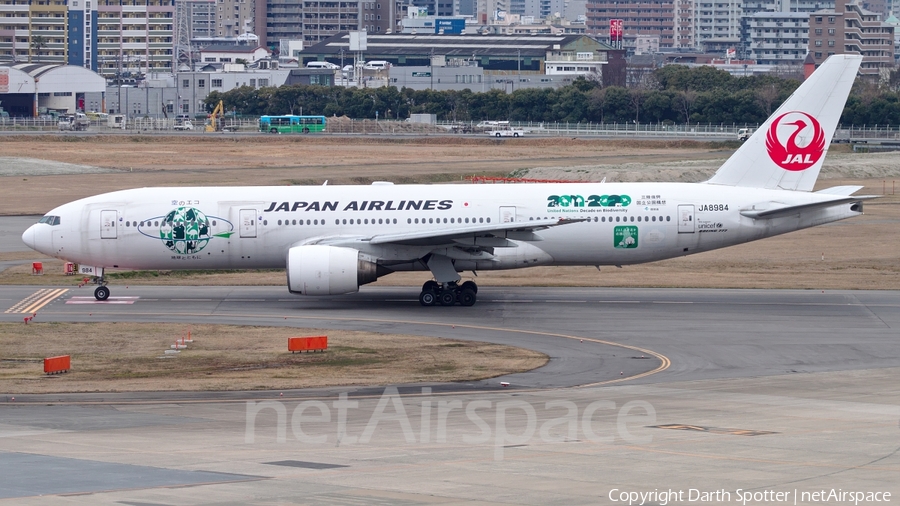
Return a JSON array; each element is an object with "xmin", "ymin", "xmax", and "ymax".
[{"xmin": 137, "ymin": 207, "xmax": 233, "ymax": 255}]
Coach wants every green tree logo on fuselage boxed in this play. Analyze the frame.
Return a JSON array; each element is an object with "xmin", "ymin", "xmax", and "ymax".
[{"xmin": 160, "ymin": 207, "xmax": 212, "ymax": 255}]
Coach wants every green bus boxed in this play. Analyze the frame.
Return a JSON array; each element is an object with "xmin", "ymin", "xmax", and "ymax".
[{"xmin": 259, "ymin": 115, "xmax": 326, "ymax": 134}]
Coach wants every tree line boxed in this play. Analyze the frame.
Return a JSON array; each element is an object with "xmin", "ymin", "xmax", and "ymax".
[{"xmin": 204, "ymin": 65, "xmax": 900, "ymax": 125}]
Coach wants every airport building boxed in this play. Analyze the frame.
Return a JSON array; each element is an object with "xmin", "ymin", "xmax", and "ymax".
[
  {"xmin": 299, "ymin": 32, "xmax": 613, "ymax": 74},
  {"xmin": 0, "ymin": 63, "xmax": 106, "ymax": 116}
]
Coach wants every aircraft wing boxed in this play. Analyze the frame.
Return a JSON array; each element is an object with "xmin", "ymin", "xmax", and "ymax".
[
  {"xmin": 740, "ymin": 195, "xmax": 877, "ymax": 220},
  {"xmin": 302, "ymin": 217, "xmax": 586, "ymax": 248}
]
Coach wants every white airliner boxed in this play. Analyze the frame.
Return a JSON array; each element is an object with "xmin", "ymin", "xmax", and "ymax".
[{"xmin": 23, "ymin": 55, "xmax": 870, "ymax": 306}]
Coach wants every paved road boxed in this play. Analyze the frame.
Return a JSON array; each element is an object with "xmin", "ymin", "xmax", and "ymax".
[
  {"xmin": 1, "ymin": 285, "xmax": 898, "ymax": 503},
  {"xmin": 2, "ymin": 285, "xmax": 899, "ymax": 392},
  {"xmin": 0, "ymin": 215, "xmax": 37, "ymax": 253}
]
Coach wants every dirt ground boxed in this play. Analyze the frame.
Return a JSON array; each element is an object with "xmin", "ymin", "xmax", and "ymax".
[
  {"xmin": 0, "ymin": 135, "xmax": 730, "ymax": 215},
  {"xmin": 0, "ymin": 322, "xmax": 547, "ymax": 394},
  {"xmin": 1, "ymin": 135, "xmax": 898, "ymax": 291}
]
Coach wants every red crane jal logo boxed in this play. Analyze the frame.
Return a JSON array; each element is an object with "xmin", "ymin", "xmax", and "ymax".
[{"xmin": 765, "ymin": 111, "xmax": 826, "ymax": 171}]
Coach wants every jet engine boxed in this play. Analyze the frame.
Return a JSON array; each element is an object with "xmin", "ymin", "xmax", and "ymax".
[{"xmin": 286, "ymin": 245, "xmax": 379, "ymax": 295}]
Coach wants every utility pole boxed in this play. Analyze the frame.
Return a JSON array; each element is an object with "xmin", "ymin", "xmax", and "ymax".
[{"xmin": 516, "ymin": 48, "xmax": 520, "ymax": 92}]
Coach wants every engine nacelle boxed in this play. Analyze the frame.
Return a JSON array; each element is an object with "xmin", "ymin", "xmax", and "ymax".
[{"xmin": 286, "ymin": 245, "xmax": 378, "ymax": 295}]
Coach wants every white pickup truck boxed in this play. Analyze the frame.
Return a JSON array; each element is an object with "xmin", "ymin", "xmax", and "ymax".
[{"xmin": 487, "ymin": 128, "xmax": 525, "ymax": 138}]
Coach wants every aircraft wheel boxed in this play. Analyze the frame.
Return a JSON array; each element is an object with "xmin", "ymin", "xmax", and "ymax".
[
  {"xmin": 438, "ymin": 290, "xmax": 456, "ymax": 306},
  {"xmin": 461, "ymin": 280, "xmax": 478, "ymax": 294},
  {"xmin": 422, "ymin": 280, "xmax": 439, "ymax": 293},
  {"xmin": 419, "ymin": 290, "xmax": 437, "ymax": 307},
  {"xmin": 459, "ymin": 288, "xmax": 477, "ymax": 307},
  {"xmin": 94, "ymin": 286, "xmax": 110, "ymax": 301}
]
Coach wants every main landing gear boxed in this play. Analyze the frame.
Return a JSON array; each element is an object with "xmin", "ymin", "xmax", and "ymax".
[{"xmin": 419, "ymin": 280, "xmax": 478, "ymax": 307}]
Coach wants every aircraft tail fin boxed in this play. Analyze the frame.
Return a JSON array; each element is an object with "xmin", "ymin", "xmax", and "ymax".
[{"xmin": 705, "ymin": 55, "xmax": 861, "ymax": 192}]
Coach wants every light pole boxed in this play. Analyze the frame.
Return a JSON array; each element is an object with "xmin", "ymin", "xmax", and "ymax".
[{"xmin": 517, "ymin": 48, "xmax": 520, "ymax": 87}]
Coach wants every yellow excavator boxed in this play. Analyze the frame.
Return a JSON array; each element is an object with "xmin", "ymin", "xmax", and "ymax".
[{"xmin": 205, "ymin": 100, "xmax": 224, "ymax": 132}]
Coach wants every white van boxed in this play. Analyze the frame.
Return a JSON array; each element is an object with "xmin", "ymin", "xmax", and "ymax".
[
  {"xmin": 363, "ymin": 60, "xmax": 390, "ymax": 70},
  {"xmin": 306, "ymin": 61, "xmax": 339, "ymax": 70}
]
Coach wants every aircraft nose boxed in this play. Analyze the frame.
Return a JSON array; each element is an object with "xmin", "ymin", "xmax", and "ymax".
[{"xmin": 22, "ymin": 224, "xmax": 37, "ymax": 250}]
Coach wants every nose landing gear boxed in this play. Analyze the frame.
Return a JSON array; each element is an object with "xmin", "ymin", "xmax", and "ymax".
[
  {"xmin": 79, "ymin": 268, "xmax": 110, "ymax": 301},
  {"xmin": 94, "ymin": 284, "xmax": 110, "ymax": 301}
]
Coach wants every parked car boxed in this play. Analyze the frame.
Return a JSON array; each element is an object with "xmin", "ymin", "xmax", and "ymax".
[
  {"xmin": 363, "ymin": 60, "xmax": 390, "ymax": 71},
  {"xmin": 307, "ymin": 61, "xmax": 339, "ymax": 70}
]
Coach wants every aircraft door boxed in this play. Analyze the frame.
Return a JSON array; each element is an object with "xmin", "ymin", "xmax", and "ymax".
[
  {"xmin": 239, "ymin": 209, "xmax": 257, "ymax": 238},
  {"xmin": 100, "ymin": 210, "xmax": 118, "ymax": 239},
  {"xmin": 677, "ymin": 205, "xmax": 695, "ymax": 233},
  {"xmin": 500, "ymin": 206, "xmax": 516, "ymax": 223}
]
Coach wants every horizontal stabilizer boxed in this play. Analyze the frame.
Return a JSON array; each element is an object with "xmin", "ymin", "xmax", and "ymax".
[
  {"xmin": 816, "ymin": 185, "xmax": 864, "ymax": 196},
  {"xmin": 740, "ymin": 195, "xmax": 875, "ymax": 219}
]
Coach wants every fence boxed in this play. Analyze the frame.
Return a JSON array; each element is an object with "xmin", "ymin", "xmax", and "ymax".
[{"xmin": 2, "ymin": 116, "xmax": 900, "ymax": 142}]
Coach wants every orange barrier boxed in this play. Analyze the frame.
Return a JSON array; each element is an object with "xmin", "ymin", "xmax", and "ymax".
[
  {"xmin": 32, "ymin": 262, "xmax": 43, "ymax": 275},
  {"xmin": 44, "ymin": 355, "xmax": 71, "ymax": 374},
  {"xmin": 289, "ymin": 336, "xmax": 328, "ymax": 353}
]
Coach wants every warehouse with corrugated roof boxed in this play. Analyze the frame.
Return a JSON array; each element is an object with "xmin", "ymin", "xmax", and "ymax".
[{"xmin": 0, "ymin": 64, "xmax": 106, "ymax": 117}]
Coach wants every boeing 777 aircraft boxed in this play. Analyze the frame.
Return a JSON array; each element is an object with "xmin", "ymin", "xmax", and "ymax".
[{"xmin": 23, "ymin": 55, "xmax": 869, "ymax": 306}]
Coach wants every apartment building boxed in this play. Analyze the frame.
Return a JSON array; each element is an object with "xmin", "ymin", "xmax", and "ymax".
[
  {"xmin": 693, "ymin": 0, "xmax": 742, "ymax": 51},
  {"xmin": 0, "ymin": 0, "xmax": 69, "ymax": 65},
  {"xmin": 585, "ymin": 0, "xmax": 696, "ymax": 49},
  {"xmin": 266, "ymin": 0, "xmax": 303, "ymax": 46},
  {"xmin": 302, "ymin": 0, "xmax": 400, "ymax": 44},
  {"xmin": 215, "ymin": 0, "xmax": 255, "ymax": 37},
  {"xmin": 95, "ymin": 0, "xmax": 175, "ymax": 77},
  {"xmin": 745, "ymin": 11, "xmax": 808, "ymax": 64},
  {"xmin": 808, "ymin": 0, "xmax": 893, "ymax": 76},
  {"xmin": 178, "ymin": 0, "xmax": 216, "ymax": 39}
]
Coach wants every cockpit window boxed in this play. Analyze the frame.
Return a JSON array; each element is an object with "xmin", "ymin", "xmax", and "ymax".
[{"xmin": 38, "ymin": 215, "xmax": 61, "ymax": 226}]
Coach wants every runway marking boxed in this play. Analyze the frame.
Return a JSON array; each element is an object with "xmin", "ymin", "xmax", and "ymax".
[
  {"xmin": 171, "ymin": 298, "xmax": 212, "ymax": 301},
  {"xmin": 65, "ymin": 296, "xmax": 139, "ymax": 305},
  {"xmin": 14, "ymin": 310, "xmax": 671, "ymax": 405},
  {"xmin": 651, "ymin": 424, "xmax": 778, "ymax": 436},
  {"xmin": 4, "ymin": 288, "xmax": 69, "ymax": 314}
]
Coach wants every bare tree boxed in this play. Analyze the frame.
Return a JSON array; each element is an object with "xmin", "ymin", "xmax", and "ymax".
[
  {"xmin": 677, "ymin": 89, "xmax": 698, "ymax": 123},
  {"xmin": 589, "ymin": 87, "xmax": 608, "ymax": 123},
  {"xmin": 755, "ymin": 84, "xmax": 779, "ymax": 117},
  {"xmin": 630, "ymin": 89, "xmax": 646, "ymax": 123}
]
